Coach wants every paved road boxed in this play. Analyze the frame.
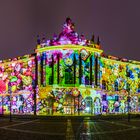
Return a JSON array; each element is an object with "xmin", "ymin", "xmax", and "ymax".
[{"xmin": 0, "ymin": 117, "xmax": 140, "ymax": 140}]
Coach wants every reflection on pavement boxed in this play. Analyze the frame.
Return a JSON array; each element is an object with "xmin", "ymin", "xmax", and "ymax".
[
  {"xmin": 66, "ymin": 119, "xmax": 75, "ymax": 140},
  {"xmin": 76, "ymin": 117, "xmax": 93, "ymax": 140},
  {"xmin": 66, "ymin": 117, "xmax": 135, "ymax": 140}
]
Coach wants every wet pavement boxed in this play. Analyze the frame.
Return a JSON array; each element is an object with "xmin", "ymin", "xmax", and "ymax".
[{"xmin": 0, "ymin": 116, "xmax": 140, "ymax": 140}]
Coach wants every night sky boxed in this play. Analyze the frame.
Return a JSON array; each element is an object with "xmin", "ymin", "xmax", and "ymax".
[{"xmin": 0, "ymin": 0, "xmax": 140, "ymax": 61}]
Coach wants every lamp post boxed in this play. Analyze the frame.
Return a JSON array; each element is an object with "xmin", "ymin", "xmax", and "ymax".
[
  {"xmin": 8, "ymin": 82, "xmax": 12, "ymax": 122},
  {"xmin": 126, "ymin": 82, "xmax": 131, "ymax": 122},
  {"xmin": 78, "ymin": 94, "xmax": 80, "ymax": 116},
  {"xmin": 127, "ymin": 91, "xmax": 131, "ymax": 122}
]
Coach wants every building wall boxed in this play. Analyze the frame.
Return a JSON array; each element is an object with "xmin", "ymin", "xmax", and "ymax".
[
  {"xmin": 99, "ymin": 57, "xmax": 140, "ymax": 114},
  {"xmin": 100, "ymin": 57, "xmax": 140, "ymax": 93},
  {"xmin": 0, "ymin": 55, "xmax": 36, "ymax": 114},
  {"xmin": 36, "ymin": 48, "xmax": 99, "ymax": 115},
  {"xmin": 36, "ymin": 46, "xmax": 140, "ymax": 115},
  {"xmin": 37, "ymin": 48, "xmax": 98, "ymax": 87},
  {"xmin": 0, "ymin": 45, "xmax": 140, "ymax": 115}
]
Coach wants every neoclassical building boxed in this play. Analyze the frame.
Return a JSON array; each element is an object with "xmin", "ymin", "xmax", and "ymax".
[{"xmin": 0, "ymin": 18, "xmax": 140, "ymax": 115}]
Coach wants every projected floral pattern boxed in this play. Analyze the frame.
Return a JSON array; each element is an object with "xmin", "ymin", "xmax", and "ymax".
[
  {"xmin": 0, "ymin": 56, "xmax": 35, "ymax": 114},
  {"xmin": 100, "ymin": 58, "xmax": 140, "ymax": 93}
]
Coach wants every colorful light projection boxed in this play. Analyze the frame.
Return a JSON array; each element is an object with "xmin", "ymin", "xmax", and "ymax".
[
  {"xmin": 36, "ymin": 48, "xmax": 98, "ymax": 115},
  {"xmin": 37, "ymin": 87, "xmax": 102, "ymax": 115},
  {"xmin": 36, "ymin": 48, "xmax": 96, "ymax": 87},
  {"xmin": 35, "ymin": 47, "xmax": 140, "ymax": 115},
  {"xmin": 99, "ymin": 57, "xmax": 140, "ymax": 114},
  {"xmin": 0, "ymin": 55, "xmax": 35, "ymax": 114},
  {"xmin": 36, "ymin": 86, "xmax": 140, "ymax": 115},
  {"xmin": 100, "ymin": 57, "xmax": 140, "ymax": 93},
  {"xmin": 38, "ymin": 17, "xmax": 91, "ymax": 47},
  {"xmin": 0, "ymin": 18, "xmax": 140, "ymax": 116}
]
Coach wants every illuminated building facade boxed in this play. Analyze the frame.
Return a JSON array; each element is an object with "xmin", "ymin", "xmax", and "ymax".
[{"xmin": 0, "ymin": 18, "xmax": 140, "ymax": 115}]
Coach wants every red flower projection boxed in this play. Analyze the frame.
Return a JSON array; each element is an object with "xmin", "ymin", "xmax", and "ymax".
[{"xmin": 0, "ymin": 80, "xmax": 6, "ymax": 93}]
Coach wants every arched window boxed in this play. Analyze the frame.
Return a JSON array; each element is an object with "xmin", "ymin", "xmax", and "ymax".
[
  {"xmin": 65, "ymin": 68, "xmax": 73, "ymax": 84},
  {"xmin": 102, "ymin": 80, "xmax": 106, "ymax": 90},
  {"xmin": 49, "ymin": 76, "xmax": 53, "ymax": 85},
  {"xmin": 138, "ymin": 72, "xmax": 140, "ymax": 78},
  {"xmin": 19, "ymin": 95, "xmax": 24, "ymax": 101},
  {"xmin": 102, "ymin": 95, "xmax": 106, "ymax": 101},
  {"xmin": 138, "ymin": 84, "xmax": 140, "ymax": 93},
  {"xmin": 126, "ymin": 83, "xmax": 130, "ymax": 92},
  {"xmin": 114, "ymin": 81, "xmax": 119, "ymax": 91},
  {"xmin": 85, "ymin": 75, "xmax": 89, "ymax": 85},
  {"xmin": 115, "ymin": 95, "xmax": 119, "ymax": 101},
  {"xmin": 126, "ymin": 67, "xmax": 130, "ymax": 77}
]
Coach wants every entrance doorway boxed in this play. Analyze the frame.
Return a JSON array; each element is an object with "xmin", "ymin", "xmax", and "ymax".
[
  {"xmin": 64, "ymin": 94, "xmax": 74, "ymax": 115},
  {"xmin": 84, "ymin": 96, "xmax": 93, "ymax": 114}
]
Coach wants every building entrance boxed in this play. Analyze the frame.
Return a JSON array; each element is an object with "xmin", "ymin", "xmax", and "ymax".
[
  {"xmin": 84, "ymin": 96, "xmax": 93, "ymax": 114},
  {"xmin": 64, "ymin": 94, "xmax": 74, "ymax": 115}
]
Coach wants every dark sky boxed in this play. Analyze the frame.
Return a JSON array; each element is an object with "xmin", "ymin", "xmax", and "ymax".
[{"xmin": 0, "ymin": 0, "xmax": 140, "ymax": 61}]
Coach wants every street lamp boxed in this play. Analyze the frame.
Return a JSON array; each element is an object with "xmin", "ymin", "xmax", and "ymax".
[
  {"xmin": 8, "ymin": 82, "xmax": 12, "ymax": 122},
  {"xmin": 127, "ymin": 93, "xmax": 131, "ymax": 122}
]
